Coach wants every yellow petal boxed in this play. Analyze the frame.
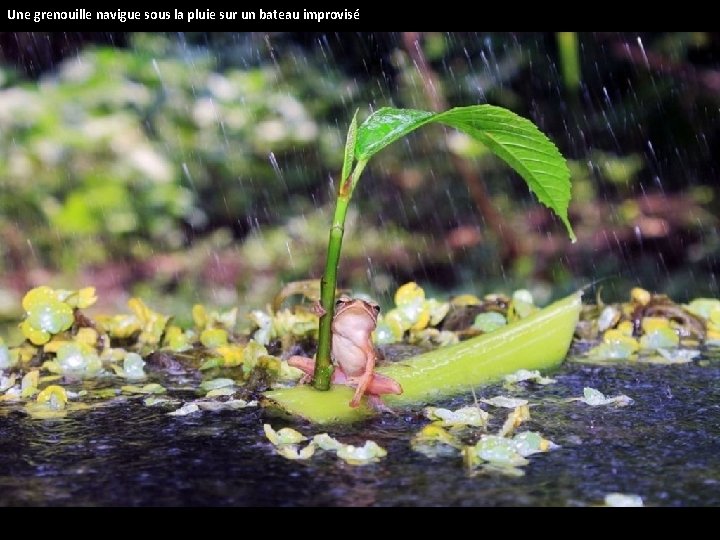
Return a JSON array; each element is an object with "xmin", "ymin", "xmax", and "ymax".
[
  {"xmin": 163, "ymin": 326, "xmax": 192, "ymax": 352},
  {"xmin": 22, "ymin": 286, "xmax": 59, "ymax": 312},
  {"xmin": 276, "ymin": 443, "xmax": 317, "ymax": 460},
  {"xmin": 263, "ymin": 423, "xmax": 280, "ymax": 445},
  {"xmin": 66, "ymin": 287, "xmax": 97, "ymax": 309},
  {"xmin": 415, "ymin": 425, "xmax": 461, "ymax": 447},
  {"xmin": 75, "ymin": 327, "xmax": 99, "ymax": 347},
  {"xmin": 410, "ymin": 308, "xmax": 431, "ymax": 332},
  {"xmin": 394, "ymin": 282, "xmax": 425, "ymax": 306},
  {"xmin": 43, "ymin": 338, "xmax": 73, "ymax": 354},
  {"xmin": 109, "ymin": 364, "xmax": 125, "ymax": 376},
  {"xmin": 427, "ymin": 300, "xmax": 451, "ymax": 326},
  {"xmin": 192, "ymin": 304, "xmax": 208, "ymax": 330},
  {"xmin": 498, "ymin": 405, "xmax": 531, "ymax": 438},
  {"xmin": 616, "ymin": 320, "xmax": 634, "ymax": 336},
  {"xmin": 603, "ymin": 330, "xmax": 640, "ymax": 352},
  {"xmin": 95, "ymin": 314, "xmax": 141, "ymax": 339},
  {"xmin": 630, "ymin": 287, "xmax": 651, "ymax": 306},
  {"xmin": 11, "ymin": 344, "xmax": 37, "ymax": 364},
  {"xmin": 215, "ymin": 345, "xmax": 245, "ymax": 367},
  {"xmin": 128, "ymin": 298, "xmax": 151, "ymax": 322},
  {"xmin": 21, "ymin": 370, "xmax": 40, "ymax": 398},
  {"xmin": 20, "ymin": 320, "xmax": 50, "ymax": 345},
  {"xmin": 36, "ymin": 385, "xmax": 68, "ymax": 409},
  {"xmin": 706, "ymin": 328, "xmax": 720, "ymax": 341},
  {"xmin": 263, "ymin": 423, "xmax": 307, "ymax": 446},
  {"xmin": 42, "ymin": 360, "xmax": 61, "ymax": 374},
  {"xmin": 451, "ymin": 294, "xmax": 482, "ymax": 306},
  {"xmin": 641, "ymin": 317, "xmax": 670, "ymax": 333},
  {"xmin": 382, "ymin": 309, "xmax": 409, "ymax": 334},
  {"xmin": 200, "ymin": 328, "xmax": 229, "ymax": 348}
]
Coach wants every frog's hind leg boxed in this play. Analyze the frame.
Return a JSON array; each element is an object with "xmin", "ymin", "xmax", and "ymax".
[{"xmin": 349, "ymin": 350, "xmax": 375, "ymax": 408}]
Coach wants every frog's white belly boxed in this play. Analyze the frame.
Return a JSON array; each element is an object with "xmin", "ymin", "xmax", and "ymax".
[{"xmin": 331, "ymin": 334, "xmax": 368, "ymax": 377}]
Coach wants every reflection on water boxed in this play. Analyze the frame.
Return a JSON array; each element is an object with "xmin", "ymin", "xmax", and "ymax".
[{"xmin": 1, "ymin": 360, "xmax": 719, "ymax": 506}]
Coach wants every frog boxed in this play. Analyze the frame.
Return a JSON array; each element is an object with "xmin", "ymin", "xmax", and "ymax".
[{"xmin": 288, "ymin": 296, "xmax": 402, "ymax": 410}]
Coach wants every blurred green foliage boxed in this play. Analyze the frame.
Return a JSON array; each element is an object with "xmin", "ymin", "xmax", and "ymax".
[
  {"xmin": 0, "ymin": 34, "xmax": 353, "ymax": 271},
  {"xmin": 0, "ymin": 31, "xmax": 718, "ymax": 315}
]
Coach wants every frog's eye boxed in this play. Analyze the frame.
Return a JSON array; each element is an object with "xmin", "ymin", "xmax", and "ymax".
[
  {"xmin": 335, "ymin": 297, "xmax": 351, "ymax": 308},
  {"xmin": 368, "ymin": 302, "xmax": 380, "ymax": 316}
]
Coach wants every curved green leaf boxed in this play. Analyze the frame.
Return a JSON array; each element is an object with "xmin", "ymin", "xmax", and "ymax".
[
  {"xmin": 355, "ymin": 108, "xmax": 435, "ymax": 161},
  {"xmin": 436, "ymin": 106, "xmax": 574, "ymax": 241},
  {"xmin": 341, "ymin": 109, "xmax": 359, "ymax": 182},
  {"xmin": 354, "ymin": 105, "xmax": 575, "ymax": 241}
]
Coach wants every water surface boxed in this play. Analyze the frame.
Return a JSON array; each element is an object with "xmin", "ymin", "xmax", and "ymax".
[{"xmin": 1, "ymin": 360, "xmax": 718, "ymax": 506}]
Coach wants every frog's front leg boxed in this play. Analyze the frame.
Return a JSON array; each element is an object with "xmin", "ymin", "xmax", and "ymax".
[
  {"xmin": 287, "ymin": 355, "xmax": 316, "ymax": 384},
  {"xmin": 311, "ymin": 301, "xmax": 327, "ymax": 317}
]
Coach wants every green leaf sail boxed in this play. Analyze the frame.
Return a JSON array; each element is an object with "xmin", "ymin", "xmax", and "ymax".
[
  {"xmin": 355, "ymin": 108, "xmax": 436, "ymax": 161},
  {"xmin": 341, "ymin": 109, "xmax": 359, "ymax": 183},
  {"xmin": 436, "ymin": 106, "xmax": 575, "ymax": 241},
  {"xmin": 265, "ymin": 291, "xmax": 582, "ymax": 424},
  {"xmin": 354, "ymin": 105, "xmax": 575, "ymax": 241}
]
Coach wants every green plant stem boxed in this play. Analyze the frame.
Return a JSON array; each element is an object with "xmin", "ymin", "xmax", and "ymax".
[
  {"xmin": 312, "ymin": 160, "xmax": 367, "ymax": 390},
  {"xmin": 557, "ymin": 32, "xmax": 581, "ymax": 94}
]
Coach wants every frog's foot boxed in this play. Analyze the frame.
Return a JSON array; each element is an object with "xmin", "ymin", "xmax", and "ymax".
[
  {"xmin": 349, "ymin": 373, "xmax": 403, "ymax": 408},
  {"xmin": 367, "ymin": 395, "xmax": 399, "ymax": 415},
  {"xmin": 349, "ymin": 372, "xmax": 372, "ymax": 408},
  {"xmin": 338, "ymin": 369, "xmax": 402, "ymax": 406}
]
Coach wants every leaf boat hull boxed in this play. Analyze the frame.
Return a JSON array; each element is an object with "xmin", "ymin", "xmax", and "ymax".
[{"xmin": 264, "ymin": 291, "xmax": 582, "ymax": 424}]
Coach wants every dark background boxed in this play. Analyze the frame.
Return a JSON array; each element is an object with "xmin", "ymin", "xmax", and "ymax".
[{"xmin": 1, "ymin": 32, "xmax": 718, "ymax": 337}]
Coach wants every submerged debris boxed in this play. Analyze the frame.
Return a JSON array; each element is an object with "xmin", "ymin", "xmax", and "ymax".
[
  {"xmin": 411, "ymin": 425, "xmax": 463, "ymax": 458},
  {"xmin": 480, "ymin": 396, "xmax": 529, "ymax": 408},
  {"xmin": 263, "ymin": 424, "xmax": 308, "ymax": 446},
  {"xmin": 463, "ymin": 430, "xmax": 558, "ymax": 477},
  {"xmin": 1, "ymin": 284, "xmax": 314, "ymax": 422},
  {"xmin": 504, "ymin": 369, "xmax": 557, "ymax": 386},
  {"xmin": 604, "ymin": 493, "xmax": 644, "ymax": 507},
  {"xmin": 121, "ymin": 383, "xmax": 167, "ymax": 395},
  {"xmin": 336, "ymin": 442, "xmax": 387, "ymax": 466},
  {"xmin": 263, "ymin": 424, "xmax": 387, "ymax": 466},
  {"xmin": 567, "ymin": 387, "xmax": 633, "ymax": 407},
  {"xmin": 498, "ymin": 405, "xmax": 531, "ymax": 437},
  {"xmin": 168, "ymin": 402, "xmax": 200, "ymax": 416},
  {"xmin": 472, "ymin": 312, "xmax": 507, "ymax": 333},
  {"xmin": 167, "ymin": 398, "xmax": 257, "ymax": 416},
  {"xmin": 424, "ymin": 405, "xmax": 490, "ymax": 428},
  {"xmin": 374, "ymin": 282, "xmax": 452, "ymax": 346},
  {"xmin": 119, "ymin": 353, "xmax": 147, "ymax": 380},
  {"xmin": 413, "ymin": 399, "xmax": 556, "ymax": 477},
  {"xmin": 579, "ymin": 288, "xmax": 717, "ymax": 364}
]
